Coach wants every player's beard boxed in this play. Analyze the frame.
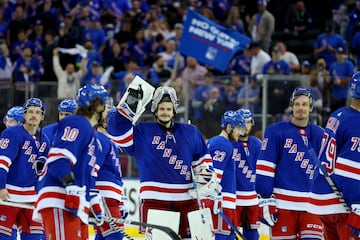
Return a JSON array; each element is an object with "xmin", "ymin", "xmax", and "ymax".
[
  {"xmin": 229, "ymin": 130, "xmax": 239, "ymax": 142},
  {"xmin": 157, "ymin": 116, "xmax": 173, "ymax": 127}
]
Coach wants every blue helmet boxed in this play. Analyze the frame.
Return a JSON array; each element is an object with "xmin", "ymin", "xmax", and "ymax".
[
  {"xmin": 58, "ymin": 99, "xmax": 78, "ymax": 113},
  {"xmin": 289, "ymin": 87, "xmax": 313, "ymax": 106},
  {"xmin": 6, "ymin": 106, "xmax": 24, "ymax": 123},
  {"xmin": 76, "ymin": 84, "xmax": 109, "ymax": 108},
  {"xmin": 237, "ymin": 108, "xmax": 255, "ymax": 125},
  {"xmin": 220, "ymin": 110, "xmax": 246, "ymax": 130},
  {"xmin": 350, "ymin": 72, "xmax": 360, "ymax": 99},
  {"xmin": 23, "ymin": 98, "xmax": 46, "ymax": 114}
]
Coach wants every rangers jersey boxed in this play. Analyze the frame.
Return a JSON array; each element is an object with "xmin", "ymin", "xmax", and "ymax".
[
  {"xmin": 34, "ymin": 115, "xmax": 99, "ymax": 224},
  {"xmin": 0, "ymin": 125, "xmax": 49, "ymax": 202},
  {"xmin": 256, "ymin": 121, "xmax": 323, "ymax": 211},
  {"xmin": 108, "ymin": 111, "xmax": 213, "ymax": 201},
  {"xmin": 309, "ymin": 106, "xmax": 360, "ymax": 214},
  {"xmin": 42, "ymin": 122, "xmax": 58, "ymax": 144},
  {"xmin": 207, "ymin": 136, "xmax": 236, "ymax": 209},
  {"xmin": 233, "ymin": 135, "xmax": 262, "ymax": 206},
  {"xmin": 95, "ymin": 131, "xmax": 124, "ymax": 200}
]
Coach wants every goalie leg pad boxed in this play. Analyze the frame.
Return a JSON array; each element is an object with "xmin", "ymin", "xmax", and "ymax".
[{"xmin": 145, "ymin": 209, "xmax": 180, "ymax": 240}]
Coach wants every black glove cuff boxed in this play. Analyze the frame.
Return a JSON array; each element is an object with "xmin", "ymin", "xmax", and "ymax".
[{"xmin": 60, "ymin": 172, "xmax": 75, "ymax": 186}]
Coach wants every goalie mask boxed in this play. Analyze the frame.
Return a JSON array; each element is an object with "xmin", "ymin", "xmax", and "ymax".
[
  {"xmin": 151, "ymin": 86, "xmax": 179, "ymax": 113},
  {"xmin": 350, "ymin": 72, "xmax": 360, "ymax": 99}
]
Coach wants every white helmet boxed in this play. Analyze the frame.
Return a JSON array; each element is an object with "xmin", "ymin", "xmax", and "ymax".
[{"xmin": 151, "ymin": 86, "xmax": 179, "ymax": 113}]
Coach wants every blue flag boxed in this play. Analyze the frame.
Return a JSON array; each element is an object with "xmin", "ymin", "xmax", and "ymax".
[{"xmin": 179, "ymin": 9, "xmax": 251, "ymax": 72}]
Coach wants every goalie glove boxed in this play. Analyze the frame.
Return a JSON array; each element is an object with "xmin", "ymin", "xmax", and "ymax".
[
  {"xmin": 188, "ymin": 170, "xmax": 222, "ymax": 199},
  {"xmin": 118, "ymin": 84, "xmax": 143, "ymax": 121},
  {"xmin": 346, "ymin": 204, "xmax": 360, "ymax": 237},
  {"xmin": 89, "ymin": 189, "xmax": 105, "ymax": 226},
  {"xmin": 64, "ymin": 185, "xmax": 86, "ymax": 217},
  {"xmin": 258, "ymin": 194, "xmax": 278, "ymax": 227}
]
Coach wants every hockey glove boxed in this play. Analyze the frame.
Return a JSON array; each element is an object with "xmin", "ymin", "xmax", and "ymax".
[
  {"xmin": 64, "ymin": 185, "xmax": 86, "ymax": 217},
  {"xmin": 188, "ymin": 171, "xmax": 222, "ymax": 199},
  {"xmin": 89, "ymin": 189, "xmax": 105, "ymax": 226},
  {"xmin": 258, "ymin": 194, "xmax": 278, "ymax": 227},
  {"xmin": 33, "ymin": 156, "xmax": 47, "ymax": 176},
  {"xmin": 119, "ymin": 195, "xmax": 129, "ymax": 219},
  {"xmin": 346, "ymin": 205, "xmax": 360, "ymax": 237}
]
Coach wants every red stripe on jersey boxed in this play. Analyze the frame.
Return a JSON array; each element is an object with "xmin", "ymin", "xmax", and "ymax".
[
  {"xmin": 275, "ymin": 193, "xmax": 308, "ymax": 202},
  {"xmin": 337, "ymin": 162, "xmax": 360, "ymax": 175},
  {"xmin": 48, "ymin": 152, "xmax": 65, "ymax": 158},
  {"xmin": 112, "ymin": 134, "xmax": 133, "ymax": 145},
  {"xmin": 140, "ymin": 186, "xmax": 188, "ymax": 193},
  {"xmin": 96, "ymin": 186, "xmax": 123, "ymax": 195},
  {"xmin": 256, "ymin": 164, "xmax": 274, "ymax": 173},
  {"xmin": 0, "ymin": 159, "xmax": 9, "ymax": 168},
  {"xmin": 8, "ymin": 188, "xmax": 36, "ymax": 196},
  {"xmin": 237, "ymin": 194, "xmax": 258, "ymax": 200},
  {"xmin": 223, "ymin": 196, "xmax": 236, "ymax": 203},
  {"xmin": 308, "ymin": 197, "xmax": 343, "ymax": 206}
]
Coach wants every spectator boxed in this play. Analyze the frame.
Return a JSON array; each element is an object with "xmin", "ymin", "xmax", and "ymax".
[
  {"xmin": 0, "ymin": 11, "xmax": 8, "ymax": 48},
  {"xmin": 53, "ymin": 48, "xmax": 86, "ymax": 99},
  {"xmin": 310, "ymin": 57, "xmax": 331, "ymax": 112},
  {"xmin": 262, "ymin": 46, "xmax": 291, "ymax": 75},
  {"xmin": 40, "ymin": 30, "xmax": 57, "ymax": 97},
  {"xmin": 83, "ymin": 16, "xmax": 106, "ymax": 54},
  {"xmin": 180, "ymin": 56, "xmax": 208, "ymax": 101},
  {"xmin": 103, "ymin": 41, "xmax": 126, "ymax": 73},
  {"xmin": 313, "ymin": 21, "xmax": 346, "ymax": 68},
  {"xmin": 192, "ymin": 72, "xmax": 216, "ymax": 128},
  {"xmin": 10, "ymin": 28, "xmax": 35, "ymax": 62},
  {"xmin": 158, "ymin": 39, "xmax": 185, "ymax": 73},
  {"xmin": 12, "ymin": 46, "xmax": 42, "ymax": 105},
  {"xmin": 276, "ymin": 41, "xmax": 300, "ymax": 73},
  {"xmin": 200, "ymin": 86, "xmax": 227, "ymax": 139},
  {"xmin": 0, "ymin": 45, "xmax": 12, "ymax": 81},
  {"xmin": 248, "ymin": 0, "xmax": 275, "ymax": 53},
  {"xmin": 247, "ymin": 41, "xmax": 271, "ymax": 75},
  {"xmin": 229, "ymin": 48, "xmax": 252, "ymax": 76},
  {"xmin": 6, "ymin": 5, "xmax": 30, "ymax": 47},
  {"xmin": 166, "ymin": 23, "xmax": 184, "ymax": 48},
  {"xmin": 328, "ymin": 46, "xmax": 355, "ymax": 112},
  {"xmin": 80, "ymin": 60, "xmax": 109, "ymax": 89},
  {"xmin": 123, "ymin": 28, "xmax": 152, "ymax": 68},
  {"xmin": 350, "ymin": 22, "xmax": 360, "ymax": 70},
  {"xmin": 237, "ymin": 74, "xmax": 261, "ymax": 114},
  {"xmin": 28, "ymin": 20, "xmax": 44, "ymax": 61},
  {"xmin": 224, "ymin": 72, "xmax": 244, "ymax": 111},
  {"xmin": 146, "ymin": 55, "xmax": 172, "ymax": 87},
  {"xmin": 285, "ymin": 0, "xmax": 313, "ymax": 38},
  {"xmin": 34, "ymin": 0, "xmax": 59, "ymax": 34},
  {"xmin": 225, "ymin": 6, "xmax": 245, "ymax": 34}
]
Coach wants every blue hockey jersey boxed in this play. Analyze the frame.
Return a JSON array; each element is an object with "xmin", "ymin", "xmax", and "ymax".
[
  {"xmin": 309, "ymin": 106, "xmax": 360, "ymax": 215},
  {"xmin": 95, "ymin": 131, "xmax": 124, "ymax": 200},
  {"xmin": 207, "ymin": 136, "xmax": 236, "ymax": 209},
  {"xmin": 233, "ymin": 136, "xmax": 262, "ymax": 206},
  {"xmin": 42, "ymin": 122, "xmax": 58, "ymax": 144},
  {"xmin": 0, "ymin": 125, "xmax": 49, "ymax": 202},
  {"xmin": 34, "ymin": 115, "xmax": 99, "ymax": 224},
  {"xmin": 108, "ymin": 111, "xmax": 213, "ymax": 201},
  {"xmin": 256, "ymin": 121, "xmax": 323, "ymax": 211}
]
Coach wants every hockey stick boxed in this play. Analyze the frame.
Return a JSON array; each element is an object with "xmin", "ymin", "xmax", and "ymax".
[
  {"xmin": 308, "ymin": 148, "xmax": 350, "ymax": 211},
  {"xmin": 104, "ymin": 216, "xmax": 181, "ymax": 240},
  {"xmin": 0, "ymin": 200, "xmax": 34, "ymax": 209},
  {"xmin": 190, "ymin": 167, "xmax": 208, "ymax": 224}
]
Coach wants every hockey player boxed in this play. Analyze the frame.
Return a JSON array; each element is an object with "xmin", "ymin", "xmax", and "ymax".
[
  {"xmin": 93, "ymin": 107, "xmax": 129, "ymax": 240},
  {"xmin": 33, "ymin": 84, "xmax": 109, "ymax": 240},
  {"xmin": 0, "ymin": 98, "xmax": 49, "ymax": 239},
  {"xmin": 108, "ymin": 85, "xmax": 221, "ymax": 239},
  {"xmin": 205, "ymin": 110, "xmax": 246, "ymax": 240},
  {"xmin": 309, "ymin": 72, "xmax": 360, "ymax": 240},
  {"xmin": 3, "ymin": 106, "xmax": 24, "ymax": 128},
  {"xmin": 42, "ymin": 99, "xmax": 78, "ymax": 142},
  {"xmin": 233, "ymin": 108, "xmax": 262, "ymax": 240},
  {"xmin": 256, "ymin": 88, "xmax": 324, "ymax": 239}
]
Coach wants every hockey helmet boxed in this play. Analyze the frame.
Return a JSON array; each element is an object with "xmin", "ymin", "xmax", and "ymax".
[
  {"xmin": 350, "ymin": 72, "xmax": 360, "ymax": 99},
  {"xmin": 5, "ymin": 106, "xmax": 24, "ymax": 123},
  {"xmin": 289, "ymin": 87, "xmax": 313, "ymax": 106},
  {"xmin": 151, "ymin": 86, "xmax": 179, "ymax": 113},
  {"xmin": 23, "ymin": 98, "xmax": 46, "ymax": 114},
  {"xmin": 220, "ymin": 110, "xmax": 246, "ymax": 130},
  {"xmin": 76, "ymin": 84, "xmax": 109, "ymax": 108},
  {"xmin": 58, "ymin": 99, "xmax": 78, "ymax": 113},
  {"xmin": 237, "ymin": 108, "xmax": 255, "ymax": 125}
]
